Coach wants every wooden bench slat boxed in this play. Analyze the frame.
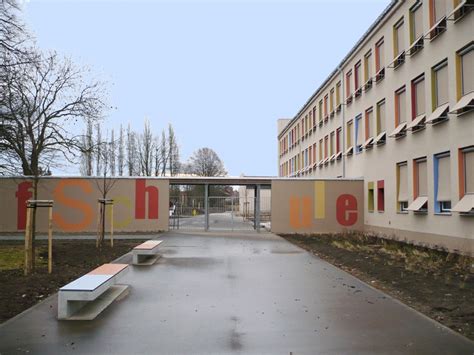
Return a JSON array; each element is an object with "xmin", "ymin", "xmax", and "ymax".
[
  {"xmin": 134, "ymin": 240, "xmax": 162, "ymax": 250},
  {"xmin": 60, "ymin": 275, "xmax": 112, "ymax": 292},
  {"xmin": 88, "ymin": 263, "xmax": 128, "ymax": 275}
]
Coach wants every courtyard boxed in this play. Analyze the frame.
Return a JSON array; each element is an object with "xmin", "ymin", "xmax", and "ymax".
[{"xmin": 0, "ymin": 231, "xmax": 472, "ymax": 354}]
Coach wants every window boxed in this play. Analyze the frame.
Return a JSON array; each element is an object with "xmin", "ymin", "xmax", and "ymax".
[
  {"xmin": 453, "ymin": 146, "xmax": 474, "ymax": 213},
  {"xmin": 319, "ymin": 139, "xmax": 323, "ymax": 162},
  {"xmin": 364, "ymin": 50, "xmax": 372, "ymax": 83},
  {"xmin": 365, "ymin": 107, "xmax": 374, "ymax": 139},
  {"xmin": 336, "ymin": 127, "xmax": 341, "ymax": 154},
  {"xmin": 324, "ymin": 135, "xmax": 328, "ymax": 159},
  {"xmin": 393, "ymin": 18, "xmax": 406, "ymax": 57},
  {"xmin": 377, "ymin": 180, "xmax": 385, "ymax": 212},
  {"xmin": 427, "ymin": 0, "xmax": 447, "ymax": 40},
  {"xmin": 330, "ymin": 131, "xmax": 335, "ymax": 160},
  {"xmin": 346, "ymin": 70, "xmax": 353, "ymax": 103},
  {"xmin": 412, "ymin": 74, "xmax": 426, "ymax": 117},
  {"xmin": 312, "ymin": 106, "xmax": 317, "ymax": 129},
  {"xmin": 368, "ymin": 182, "xmax": 375, "ymax": 212},
  {"xmin": 375, "ymin": 99, "xmax": 387, "ymax": 145},
  {"xmin": 330, "ymin": 88, "xmax": 335, "ymax": 114},
  {"xmin": 354, "ymin": 61, "xmax": 362, "ymax": 97},
  {"xmin": 355, "ymin": 115, "xmax": 363, "ymax": 153},
  {"xmin": 434, "ymin": 152, "xmax": 451, "ymax": 213},
  {"xmin": 397, "ymin": 162, "xmax": 409, "ymax": 212},
  {"xmin": 312, "ymin": 143, "xmax": 316, "ymax": 166},
  {"xmin": 318, "ymin": 99, "xmax": 323, "ymax": 124},
  {"xmin": 407, "ymin": 74, "xmax": 426, "ymax": 131},
  {"xmin": 391, "ymin": 18, "xmax": 406, "ymax": 68},
  {"xmin": 427, "ymin": 60, "xmax": 450, "ymax": 124},
  {"xmin": 407, "ymin": 158, "xmax": 428, "ymax": 212},
  {"xmin": 376, "ymin": 99, "xmax": 386, "ymax": 134},
  {"xmin": 396, "ymin": 86, "xmax": 407, "ymax": 125},
  {"xmin": 324, "ymin": 94, "xmax": 329, "ymax": 120},
  {"xmin": 431, "ymin": 0, "xmax": 447, "ymax": 24},
  {"xmin": 362, "ymin": 108, "xmax": 374, "ymax": 149},
  {"xmin": 433, "ymin": 60, "xmax": 449, "ymax": 108},
  {"xmin": 364, "ymin": 51, "xmax": 373, "ymax": 90},
  {"xmin": 345, "ymin": 120, "xmax": 354, "ymax": 156},
  {"xmin": 451, "ymin": 43, "xmax": 474, "ymax": 115},
  {"xmin": 389, "ymin": 86, "xmax": 407, "ymax": 138},
  {"xmin": 448, "ymin": 0, "xmax": 472, "ymax": 22},
  {"xmin": 336, "ymin": 81, "xmax": 342, "ymax": 110},
  {"xmin": 375, "ymin": 37, "xmax": 385, "ymax": 81},
  {"xmin": 410, "ymin": 1, "xmax": 423, "ymax": 42}
]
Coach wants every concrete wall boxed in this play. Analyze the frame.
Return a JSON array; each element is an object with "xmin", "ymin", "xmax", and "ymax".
[
  {"xmin": 0, "ymin": 177, "xmax": 169, "ymax": 233},
  {"xmin": 277, "ymin": 1, "xmax": 474, "ymax": 254},
  {"xmin": 271, "ymin": 179, "xmax": 364, "ymax": 234}
]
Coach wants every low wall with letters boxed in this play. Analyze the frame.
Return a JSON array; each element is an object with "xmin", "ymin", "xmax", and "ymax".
[
  {"xmin": 271, "ymin": 179, "xmax": 364, "ymax": 234},
  {"xmin": 0, "ymin": 177, "xmax": 169, "ymax": 233}
]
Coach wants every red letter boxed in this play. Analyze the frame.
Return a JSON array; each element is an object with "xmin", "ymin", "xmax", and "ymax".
[
  {"xmin": 336, "ymin": 194, "xmax": 358, "ymax": 226},
  {"xmin": 135, "ymin": 179, "xmax": 159, "ymax": 219},
  {"xmin": 16, "ymin": 182, "xmax": 33, "ymax": 230}
]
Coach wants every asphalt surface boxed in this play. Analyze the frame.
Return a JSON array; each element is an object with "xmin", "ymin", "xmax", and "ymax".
[{"xmin": 0, "ymin": 231, "xmax": 473, "ymax": 354}]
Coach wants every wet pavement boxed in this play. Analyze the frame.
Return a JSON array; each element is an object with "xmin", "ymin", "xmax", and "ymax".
[{"xmin": 0, "ymin": 231, "xmax": 473, "ymax": 354}]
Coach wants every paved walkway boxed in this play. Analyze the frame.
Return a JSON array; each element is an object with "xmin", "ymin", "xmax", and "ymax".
[{"xmin": 0, "ymin": 231, "xmax": 473, "ymax": 354}]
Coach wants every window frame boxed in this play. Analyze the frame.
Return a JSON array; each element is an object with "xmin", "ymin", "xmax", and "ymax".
[{"xmin": 434, "ymin": 151, "xmax": 451, "ymax": 214}]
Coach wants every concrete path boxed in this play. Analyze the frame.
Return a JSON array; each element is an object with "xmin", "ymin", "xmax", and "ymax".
[{"xmin": 0, "ymin": 231, "xmax": 473, "ymax": 354}]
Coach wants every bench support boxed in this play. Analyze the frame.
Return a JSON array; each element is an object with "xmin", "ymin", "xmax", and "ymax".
[
  {"xmin": 58, "ymin": 285, "xmax": 129, "ymax": 320},
  {"xmin": 133, "ymin": 253, "xmax": 161, "ymax": 266}
]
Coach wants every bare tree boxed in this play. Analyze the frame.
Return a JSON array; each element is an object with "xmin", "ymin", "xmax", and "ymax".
[
  {"xmin": 117, "ymin": 124, "xmax": 124, "ymax": 176},
  {"xmin": 187, "ymin": 147, "xmax": 227, "ymax": 177},
  {"xmin": 168, "ymin": 124, "xmax": 180, "ymax": 176},
  {"xmin": 109, "ymin": 129, "xmax": 116, "ymax": 176},
  {"xmin": 126, "ymin": 123, "xmax": 137, "ymax": 176},
  {"xmin": 95, "ymin": 138, "xmax": 117, "ymax": 247},
  {"xmin": 79, "ymin": 118, "xmax": 94, "ymax": 176},
  {"xmin": 0, "ymin": 51, "xmax": 106, "ymax": 269},
  {"xmin": 0, "ymin": 0, "xmax": 26, "ymax": 56},
  {"xmin": 95, "ymin": 123, "xmax": 102, "ymax": 176},
  {"xmin": 160, "ymin": 129, "xmax": 167, "ymax": 176},
  {"xmin": 137, "ymin": 119, "xmax": 154, "ymax": 176}
]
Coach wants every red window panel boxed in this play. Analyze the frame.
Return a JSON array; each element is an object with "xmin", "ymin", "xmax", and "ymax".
[{"xmin": 377, "ymin": 180, "xmax": 385, "ymax": 212}]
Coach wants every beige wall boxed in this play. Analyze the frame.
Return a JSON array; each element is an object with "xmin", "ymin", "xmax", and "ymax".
[
  {"xmin": 271, "ymin": 179, "xmax": 364, "ymax": 234},
  {"xmin": 277, "ymin": 1, "xmax": 474, "ymax": 254},
  {"xmin": 0, "ymin": 177, "xmax": 169, "ymax": 233}
]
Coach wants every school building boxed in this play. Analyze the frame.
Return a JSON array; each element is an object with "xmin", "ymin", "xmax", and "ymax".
[{"xmin": 277, "ymin": 0, "xmax": 474, "ymax": 254}]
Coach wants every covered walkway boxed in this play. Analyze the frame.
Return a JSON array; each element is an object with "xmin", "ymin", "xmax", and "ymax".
[{"xmin": 0, "ymin": 231, "xmax": 472, "ymax": 354}]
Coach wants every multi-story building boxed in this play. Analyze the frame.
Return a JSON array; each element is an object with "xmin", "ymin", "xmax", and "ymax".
[{"xmin": 277, "ymin": 0, "xmax": 474, "ymax": 254}]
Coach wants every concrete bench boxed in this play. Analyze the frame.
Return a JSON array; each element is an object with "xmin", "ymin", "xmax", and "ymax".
[
  {"xmin": 132, "ymin": 240, "xmax": 163, "ymax": 265},
  {"xmin": 58, "ymin": 263, "xmax": 129, "ymax": 320}
]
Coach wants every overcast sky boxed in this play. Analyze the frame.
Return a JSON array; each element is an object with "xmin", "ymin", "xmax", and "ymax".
[{"xmin": 23, "ymin": 0, "xmax": 390, "ymax": 177}]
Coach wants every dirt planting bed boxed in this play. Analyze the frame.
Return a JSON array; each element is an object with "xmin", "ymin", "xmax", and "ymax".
[
  {"xmin": 0, "ymin": 239, "xmax": 145, "ymax": 324},
  {"xmin": 281, "ymin": 232, "xmax": 474, "ymax": 341}
]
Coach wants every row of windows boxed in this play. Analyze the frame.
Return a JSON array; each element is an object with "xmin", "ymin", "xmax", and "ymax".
[
  {"xmin": 279, "ymin": 0, "xmax": 472, "ymax": 158},
  {"xmin": 279, "ymin": 42, "xmax": 473, "ymax": 176},
  {"xmin": 391, "ymin": 145, "xmax": 474, "ymax": 215},
  {"xmin": 280, "ymin": 127, "xmax": 344, "ymax": 177}
]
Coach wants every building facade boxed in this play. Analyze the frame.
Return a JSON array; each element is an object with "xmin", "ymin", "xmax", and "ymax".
[{"xmin": 277, "ymin": 0, "xmax": 474, "ymax": 254}]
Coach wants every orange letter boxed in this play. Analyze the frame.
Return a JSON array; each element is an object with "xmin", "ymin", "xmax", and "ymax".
[
  {"xmin": 289, "ymin": 196, "xmax": 312, "ymax": 229},
  {"xmin": 53, "ymin": 180, "xmax": 93, "ymax": 231}
]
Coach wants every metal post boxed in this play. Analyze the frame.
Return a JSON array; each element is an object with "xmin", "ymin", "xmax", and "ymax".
[
  {"xmin": 204, "ymin": 184, "xmax": 209, "ymax": 231},
  {"xmin": 231, "ymin": 196, "xmax": 234, "ymax": 231},
  {"xmin": 255, "ymin": 185, "xmax": 261, "ymax": 232}
]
